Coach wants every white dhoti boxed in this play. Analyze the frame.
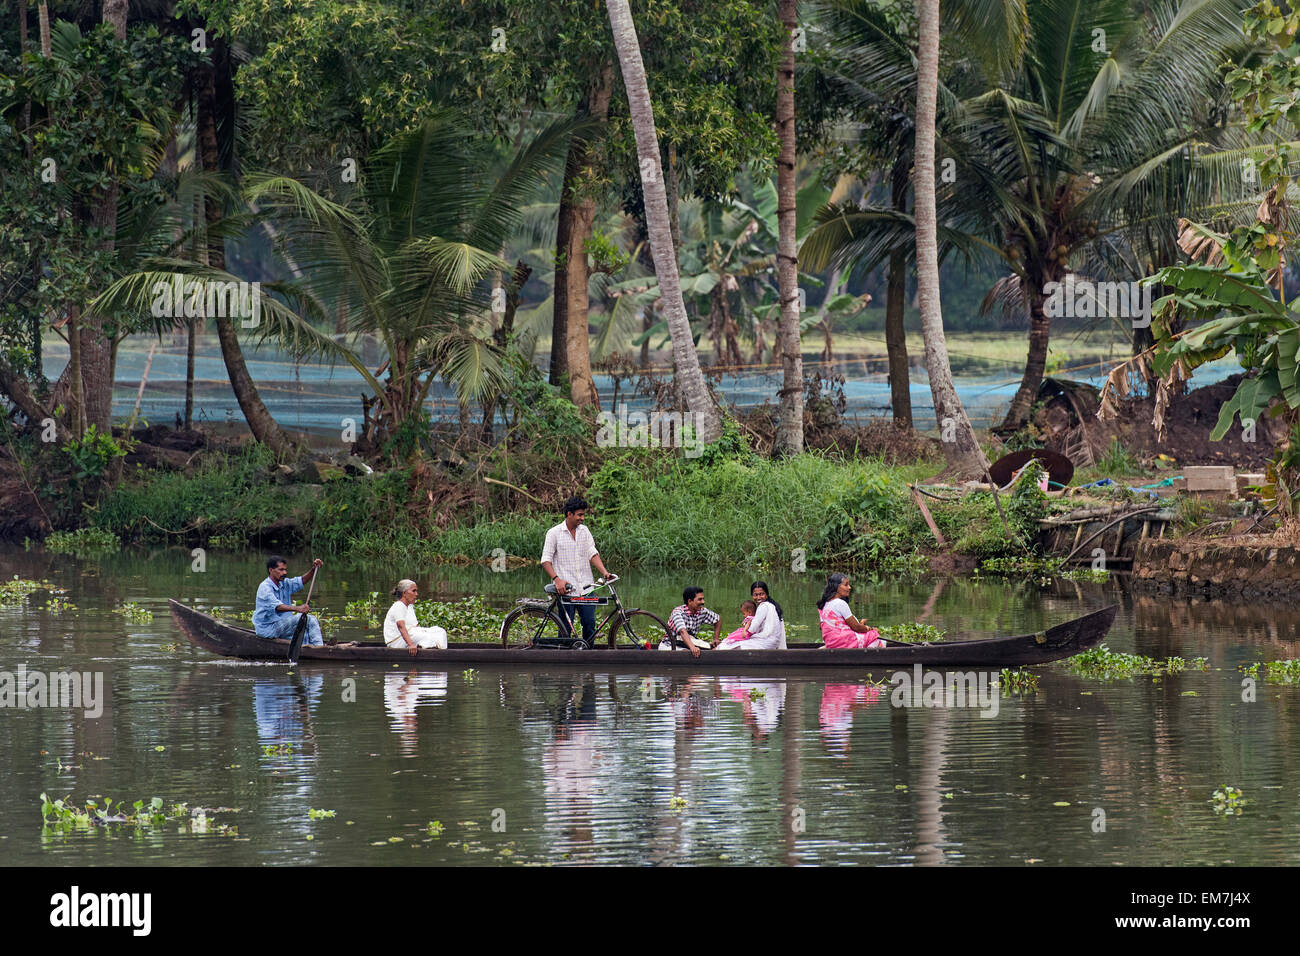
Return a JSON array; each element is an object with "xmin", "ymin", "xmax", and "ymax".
[{"xmin": 387, "ymin": 625, "xmax": 448, "ymax": 650}]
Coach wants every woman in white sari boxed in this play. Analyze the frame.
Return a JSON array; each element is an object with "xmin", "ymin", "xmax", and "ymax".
[
  {"xmin": 716, "ymin": 581, "xmax": 787, "ymax": 650},
  {"xmin": 384, "ymin": 580, "xmax": 448, "ymax": 655}
]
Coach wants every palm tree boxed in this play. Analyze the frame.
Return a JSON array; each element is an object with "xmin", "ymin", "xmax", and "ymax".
[
  {"xmin": 774, "ymin": 0, "xmax": 804, "ymax": 456},
  {"xmin": 193, "ymin": 45, "xmax": 299, "ymax": 459},
  {"xmin": 807, "ymin": 0, "xmax": 1257, "ymax": 433},
  {"xmin": 605, "ymin": 0, "xmax": 721, "ymax": 442},
  {"xmin": 97, "ymin": 114, "xmax": 573, "ymax": 462},
  {"xmin": 74, "ymin": 0, "xmax": 131, "ymax": 430},
  {"xmin": 915, "ymin": 0, "xmax": 988, "ymax": 478}
]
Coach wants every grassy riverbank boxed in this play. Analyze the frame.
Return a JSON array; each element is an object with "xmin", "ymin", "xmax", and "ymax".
[{"xmin": 75, "ymin": 432, "xmax": 1065, "ymax": 573}]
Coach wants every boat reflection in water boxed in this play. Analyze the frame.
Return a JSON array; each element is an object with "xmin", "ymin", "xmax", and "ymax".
[
  {"xmin": 253, "ymin": 673, "xmax": 322, "ymax": 777},
  {"xmin": 383, "ymin": 670, "xmax": 449, "ymax": 755},
  {"xmin": 719, "ymin": 678, "xmax": 788, "ymax": 740},
  {"xmin": 818, "ymin": 682, "xmax": 885, "ymax": 755},
  {"xmin": 541, "ymin": 677, "xmax": 602, "ymax": 851}
]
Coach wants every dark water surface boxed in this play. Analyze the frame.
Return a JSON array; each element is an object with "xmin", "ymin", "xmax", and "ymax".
[{"xmin": 2, "ymin": 545, "xmax": 1298, "ymax": 866}]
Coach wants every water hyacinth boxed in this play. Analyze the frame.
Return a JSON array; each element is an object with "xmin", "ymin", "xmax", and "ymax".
[{"xmin": 1063, "ymin": 645, "xmax": 1208, "ymax": 681}]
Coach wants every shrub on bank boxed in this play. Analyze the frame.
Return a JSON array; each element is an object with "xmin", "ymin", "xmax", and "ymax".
[
  {"xmin": 84, "ymin": 433, "xmax": 1049, "ymax": 571},
  {"xmin": 93, "ymin": 444, "xmax": 315, "ymax": 545}
]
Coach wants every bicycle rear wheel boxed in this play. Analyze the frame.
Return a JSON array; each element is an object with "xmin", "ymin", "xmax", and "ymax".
[
  {"xmin": 621, "ymin": 610, "xmax": 675, "ymax": 650},
  {"xmin": 501, "ymin": 606, "xmax": 567, "ymax": 648}
]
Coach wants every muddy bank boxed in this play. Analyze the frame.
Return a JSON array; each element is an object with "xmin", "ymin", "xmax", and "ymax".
[
  {"xmin": 1131, "ymin": 538, "xmax": 1300, "ymax": 599},
  {"xmin": 1035, "ymin": 373, "xmax": 1283, "ymax": 469}
]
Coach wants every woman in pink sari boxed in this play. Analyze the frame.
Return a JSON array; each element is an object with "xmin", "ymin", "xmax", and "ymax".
[{"xmin": 816, "ymin": 573, "xmax": 886, "ymax": 649}]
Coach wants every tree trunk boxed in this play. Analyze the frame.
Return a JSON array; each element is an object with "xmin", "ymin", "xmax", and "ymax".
[
  {"xmin": 66, "ymin": 307, "xmax": 86, "ymax": 436},
  {"xmin": 482, "ymin": 260, "xmax": 533, "ymax": 442},
  {"xmin": 633, "ymin": 209, "xmax": 654, "ymax": 368},
  {"xmin": 196, "ymin": 55, "xmax": 298, "ymax": 460},
  {"xmin": 551, "ymin": 87, "xmax": 605, "ymax": 391},
  {"xmin": 887, "ymin": 160, "xmax": 912, "ymax": 427},
  {"xmin": 565, "ymin": 64, "xmax": 614, "ymax": 409},
  {"xmin": 73, "ymin": 0, "xmax": 131, "ymax": 433},
  {"xmin": 18, "ymin": 0, "xmax": 30, "ymax": 135},
  {"xmin": 914, "ymin": 0, "xmax": 985, "ymax": 479},
  {"xmin": 817, "ymin": 263, "xmax": 841, "ymax": 363},
  {"xmin": 666, "ymin": 142, "xmax": 682, "ymax": 266},
  {"xmin": 722, "ymin": 282, "xmax": 743, "ymax": 367},
  {"xmin": 773, "ymin": 0, "xmax": 804, "ymax": 456},
  {"xmin": 38, "ymin": 1, "xmax": 50, "ymax": 56},
  {"xmin": 999, "ymin": 267, "xmax": 1051, "ymax": 431},
  {"xmin": 605, "ymin": 0, "xmax": 720, "ymax": 441},
  {"xmin": 709, "ymin": 283, "xmax": 726, "ymax": 365},
  {"xmin": 0, "ymin": 352, "xmax": 65, "ymax": 440}
]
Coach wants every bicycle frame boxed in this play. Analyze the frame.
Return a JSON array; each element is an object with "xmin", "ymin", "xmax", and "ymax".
[{"xmin": 551, "ymin": 579, "xmax": 626, "ymax": 645}]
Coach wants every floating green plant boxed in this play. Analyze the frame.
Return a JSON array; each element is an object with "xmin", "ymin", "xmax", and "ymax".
[
  {"xmin": 878, "ymin": 622, "xmax": 946, "ymax": 644},
  {"xmin": 0, "ymin": 577, "xmax": 58, "ymax": 607},
  {"xmin": 1063, "ymin": 645, "xmax": 1208, "ymax": 681},
  {"xmin": 668, "ymin": 795, "xmax": 688, "ymax": 811},
  {"xmin": 261, "ymin": 743, "xmax": 295, "ymax": 757},
  {"xmin": 1209, "ymin": 786, "xmax": 1246, "ymax": 816},
  {"xmin": 307, "ymin": 808, "xmax": 336, "ymax": 820},
  {"xmin": 1242, "ymin": 659, "xmax": 1300, "ymax": 684},
  {"xmin": 426, "ymin": 820, "xmax": 445, "ymax": 836},
  {"xmin": 1060, "ymin": 568, "xmax": 1110, "ymax": 583},
  {"xmin": 46, "ymin": 596, "xmax": 76, "ymax": 613},
  {"xmin": 114, "ymin": 602, "xmax": 153, "ymax": 624},
  {"xmin": 45, "ymin": 528, "xmax": 121, "ymax": 556},
  {"xmin": 40, "ymin": 794, "xmax": 237, "ymax": 835},
  {"xmin": 747, "ymin": 687, "xmax": 767, "ymax": 701},
  {"xmin": 999, "ymin": 669, "xmax": 1041, "ymax": 694},
  {"xmin": 975, "ymin": 555, "xmax": 1066, "ymax": 581}
]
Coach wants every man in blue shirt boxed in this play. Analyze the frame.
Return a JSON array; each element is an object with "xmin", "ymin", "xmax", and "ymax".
[{"xmin": 254, "ymin": 555, "xmax": 324, "ymax": 646}]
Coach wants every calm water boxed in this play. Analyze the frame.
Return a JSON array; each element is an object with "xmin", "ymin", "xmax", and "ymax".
[
  {"xmin": 42, "ymin": 335, "xmax": 1245, "ymax": 432},
  {"xmin": 2, "ymin": 545, "xmax": 1298, "ymax": 866}
]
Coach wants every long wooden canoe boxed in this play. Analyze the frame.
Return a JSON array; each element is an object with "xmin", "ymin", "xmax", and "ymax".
[{"xmin": 168, "ymin": 600, "xmax": 1117, "ymax": 672}]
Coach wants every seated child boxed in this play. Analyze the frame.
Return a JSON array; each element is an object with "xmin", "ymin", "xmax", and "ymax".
[{"xmin": 716, "ymin": 600, "xmax": 758, "ymax": 649}]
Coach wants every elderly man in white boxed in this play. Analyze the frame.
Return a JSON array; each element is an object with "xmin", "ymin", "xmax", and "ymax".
[{"xmin": 540, "ymin": 495, "xmax": 612, "ymax": 645}]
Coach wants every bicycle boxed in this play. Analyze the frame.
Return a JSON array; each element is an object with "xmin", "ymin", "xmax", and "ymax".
[{"xmin": 499, "ymin": 574, "xmax": 675, "ymax": 650}]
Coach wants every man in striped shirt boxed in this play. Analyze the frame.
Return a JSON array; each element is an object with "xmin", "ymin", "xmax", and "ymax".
[
  {"xmin": 663, "ymin": 586, "xmax": 720, "ymax": 658},
  {"xmin": 541, "ymin": 496, "xmax": 611, "ymax": 644}
]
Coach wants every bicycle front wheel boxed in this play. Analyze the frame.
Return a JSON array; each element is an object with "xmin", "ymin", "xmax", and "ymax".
[
  {"xmin": 621, "ymin": 610, "xmax": 674, "ymax": 650},
  {"xmin": 501, "ymin": 606, "xmax": 567, "ymax": 649}
]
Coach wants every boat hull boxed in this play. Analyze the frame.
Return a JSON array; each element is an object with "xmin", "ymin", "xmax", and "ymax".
[{"xmin": 168, "ymin": 600, "xmax": 1117, "ymax": 672}]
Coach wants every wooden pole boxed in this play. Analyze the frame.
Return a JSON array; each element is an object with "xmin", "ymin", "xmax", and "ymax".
[
  {"xmin": 130, "ymin": 341, "xmax": 158, "ymax": 423},
  {"xmin": 910, "ymin": 484, "xmax": 947, "ymax": 546}
]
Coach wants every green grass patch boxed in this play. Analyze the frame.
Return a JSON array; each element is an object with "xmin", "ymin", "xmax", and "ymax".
[{"xmin": 86, "ymin": 431, "xmax": 1050, "ymax": 570}]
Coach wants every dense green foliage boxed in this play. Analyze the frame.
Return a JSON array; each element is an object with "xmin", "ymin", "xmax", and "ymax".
[{"xmin": 86, "ymin": 431, "xmax": 1072, "ymax": 572}]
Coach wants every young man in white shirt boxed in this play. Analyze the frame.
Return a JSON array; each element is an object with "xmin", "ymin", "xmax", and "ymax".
[{"xmin": 540, "ymin": 496, "xmax": 612, "ymax": 645}]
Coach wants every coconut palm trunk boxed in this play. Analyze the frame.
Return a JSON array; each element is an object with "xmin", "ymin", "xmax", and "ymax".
[
  {"xmin": 773, "ymin": 0, "xmax": 804, "ymax": 456},
  {"xmin": 914, "ymin": 0, "xmax": 985, "ymax": 479},
  {"xmin": 76, "ymin": 0, "xmax": 132, "ymax": 431},
  {"xmin": 196, "ymin": 50, "xmax": 297, "ymax": 460},
  {"xmin": 999, "ymin": 261, "xmax": 1054, "ymax": 430},
  {"xmin": 564, "ymin": 64, "xmax": 614, "ymax": 409},
  {"xmin": 887, "ymin": 159, "xmax": 912, "ymax": 427},
  {"xmin": 605, "ymin": 0, "xmax": 720, "ymax": 442},
  {"xmin": 38, "ymin": 0, "xmax": 50, "ymax": 56}
]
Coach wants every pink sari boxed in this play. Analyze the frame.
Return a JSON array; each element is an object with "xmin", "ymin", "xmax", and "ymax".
[{"xmin": 818, "ymin": 605, "xmax": 885, "ymax": 649}]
